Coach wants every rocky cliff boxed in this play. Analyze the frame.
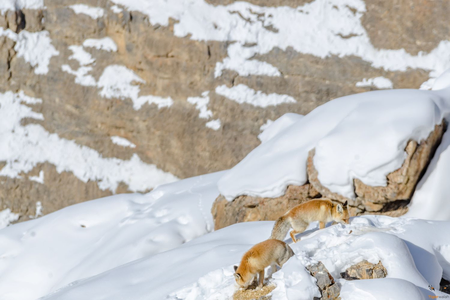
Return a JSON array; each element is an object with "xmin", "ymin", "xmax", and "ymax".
[{"xmin": 1, "ymin": 0, "xmax": 449, "ymax": 222}]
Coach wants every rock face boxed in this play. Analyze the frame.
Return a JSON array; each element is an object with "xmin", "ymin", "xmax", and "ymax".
[
  {"xmin": 1, "ymin": 0, "xmax": 449, "ymax": 222},
  {"xmin": 307, "ymin": 262, "xmax": 341, "ymax": 300},
  {"xmin": 212, "ymin": 123, "xmax": 445, "ymax": 229},
  {"xmin": 308, "ymin": 123, "xmax": 445, "ymax": 217},
  {"xmin": 340, "ymin": 260, "xmax": 387, "ymax": 280},
  {"xmin": 212, "ymin": 184, "xmax": 320, "ymax": 230}
]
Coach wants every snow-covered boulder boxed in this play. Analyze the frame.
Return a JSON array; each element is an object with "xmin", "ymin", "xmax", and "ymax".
[
  {"xmin": 307, "ymin": 123, "xmax": 445, "ymax": 216},
  {"xmin": 213, "ymin": 84, "xmax": 450, "ymax": 228}
]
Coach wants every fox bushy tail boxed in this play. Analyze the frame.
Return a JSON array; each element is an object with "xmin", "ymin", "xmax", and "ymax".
[{"xmin": 271, "ymin": 215, "xmax": 291, "ymax": 240}]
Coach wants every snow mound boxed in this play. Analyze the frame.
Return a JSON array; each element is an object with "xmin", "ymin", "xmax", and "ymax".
[
  {"xmin": 218, "ymin": 86, "xmax": 450, "ymax": 201},
  {"xmin": 0, "ymin": 171, "xmax": 224, "ymax": 300},
  {"xmin": 258, "ymin": 113, "xmax": 303, "ymax": 144},
  {"xmin": 41, "ymin": 216, "xmax": 450, "ymax": 300}
]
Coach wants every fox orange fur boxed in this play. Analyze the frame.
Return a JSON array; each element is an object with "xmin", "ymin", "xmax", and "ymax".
[
  {"xmin": 234, "ymin": 239, "xmax": 294, "ymax": 288},
  {"xmin": 271, "ymin": 199, "xmax": 350, "ymax": 242}
]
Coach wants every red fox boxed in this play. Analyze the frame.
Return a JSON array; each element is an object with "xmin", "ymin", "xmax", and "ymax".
[
  {"xmin": 234, "ymin": 239, "xmax": 294, "ymax": 288},
  {"xmin": 271, "ymin": 199, "xmax": 350, "ymax": 242}
]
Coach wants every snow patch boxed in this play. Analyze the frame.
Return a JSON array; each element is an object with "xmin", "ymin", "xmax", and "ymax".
[
  {"xmin": 69, "ymin": 4, "xmax": 104, "ymax": 19},
  {"xmin": 356, "ymin": 77, "xmax": 393, "ymax": 89},
  {"xmin": 205, "ymin": 119, "xmax": 221, "ymax": 130},
  {"xmin": 216, "ymin": 84, "xmax": 296, "ymax": 108},
  {"xmin": 0, "ymin": 0, "xmax": 44, "ymax": 14},
  {"xmin": 0, "ymin": 208, "xmax": 19, "ymax": 229},
  {"xmin": 0, "ymin": 91, "xmax": 178, "ymax": 193},
  {"xmin": 98, "ymin": 65, "xmax": 174, "ymax": 110},
  {"xmin": 83, "ymin": 37, "xmax": 118, "ymax": 52},
  {"xmin": 187, "ymin": 92, "xmax": 213, "ymax": 119},
  {"xmin": 187, "ymin": 92, "xmax": 221, "ymax": 130},
  {"xmin": 29, "ymin": 170, "xmax": 44, "ymax": 184},
  {"xmin": 14, "ymin": 31, "xmax": 59, "ymax": 75},
  {"xmin": 111, "ymin": 136, "xmax": 136, "ymax": 148},
  {"xmin": 110, "ymin": 5, "xmax": 123, "ymax": 14},
  {"xmin": 68, "ymin": 45, "xmax": 95, "ymax": 66},
  {"xmin": 61, "ymin": 65, "xmax": 96, "ymax": 86}
]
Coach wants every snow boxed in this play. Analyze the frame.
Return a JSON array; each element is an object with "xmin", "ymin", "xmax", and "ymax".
[
  {"xmin": 187, "ymin": 92, "xmax": 213, "ymax": 119},
  {"xmin": 29, "ymin": 170, "xmax": 44, "ymax": 184},
  {"xmin": 67, "ymin": 45, "xmax": 94, "ymax": 66},
  {"xmin": 98, "ymin": 65, "xmax": 174, "ymax": 110},
  {"xmin": 110, "ymin": 5, "xmax": 123, "ymax": 14},
  {"xmin": 83, "ymin": 37, "xmax": 118, "ymax": 52},
  {"xmin": 0, "ymin": 171, "xmax": 223, "ymax": 300},
  {"xmin": 110, "ymin": 0, "xmax": 450, "ymax": 85},
  {"xmin": 187, "ymin": 92, "xmax": 221, "ymax": 130},
  {"xmin": 405, "ymin": 126, "xmax": 450, "ymax": 220},
  {"xmin": 110, "ymin": 136, "xmax": 136, "ymax": 148},
  {"xmin": 31, "ymin": 215, "xmax": 450, "ymax": 300},
  {"xmin": 356, "ymin": 77, "xmax": 393, "ymax": 89},
  {"xmin": 0, "ymin": 0, "xmax": 44, "ymax": 14},
  {"xmin": 61, "ymin": 65, "xmax": 96, "ymax": 86},
  {"xmin": 0, "ymin": 209, "xmax": 19, "ymax": 230},
  {"xmin": 0, "ymin": 91, "xmax": 178, "ymax": 193},
  {"xmin": 13, "ymin": 31, "xmax": 59, "ymax": 75},
  {"xmin": 218, "ymin": 85, "xmax": 450, "ymax": 200},
  {"xmin": 432, "ymin": 68, "xmax": 450, "ymax": 91},
  {"xmin": 216, "ymin": 84, "xmax": 296, "ymax": 108},
  {"xmin": 258, "ymin": 113, "xmax": 303, "ymax": 143},
  {"xmin": 69, "ymin": 4, "xmax": 104, "ymax": 19},
  {"xmin": 206, "ymin": 119, "xmax": 221, "ymax": 130}
]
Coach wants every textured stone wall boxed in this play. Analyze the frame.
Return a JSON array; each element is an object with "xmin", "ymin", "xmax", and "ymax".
[{"xmin": 0, "ymin": 0, "xmax": 449, "ymax": 222}]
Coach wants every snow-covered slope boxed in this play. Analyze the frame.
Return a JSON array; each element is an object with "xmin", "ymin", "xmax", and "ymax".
[
  {"xmin": 42, "ymin": 216, "xmax": 450, "ymax": 300},
  {"xmin": 0, "ymin": 172, "xmax": 223, "ymax": 300}
]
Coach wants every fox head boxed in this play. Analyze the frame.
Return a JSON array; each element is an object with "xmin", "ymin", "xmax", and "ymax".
[
  {"xmin": 233, "ymin": 265, "xmax": 250, "ymax": 288},
  {"xmin": 333, "ymin": 201, "xmax": 350, "ymax": 224}
]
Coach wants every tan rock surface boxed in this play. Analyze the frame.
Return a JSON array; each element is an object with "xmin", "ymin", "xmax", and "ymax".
[
  {"xmin": 341, "ymin": 260, "xmax": 387, "ymax": 280},
  {"xmin": 212, "ymin": 184, "xmax": 320, "ymax": 230},
  {"xmin": 1, "ymin": 0, "xmax": 449, "ymax": 222}
]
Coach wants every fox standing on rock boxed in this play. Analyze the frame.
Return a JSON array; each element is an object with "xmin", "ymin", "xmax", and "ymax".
[
  {"xmin": 271, "ymin": 199, "xmax": 350, "ymax": 242},
  {"xmin": 234, "ymin": 239, "xmax": 294, "ymax": 288}
]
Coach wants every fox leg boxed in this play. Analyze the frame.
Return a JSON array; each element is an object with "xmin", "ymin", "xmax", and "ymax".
[
  {"xmin": 290, "ymin": 222, "xmax": 308, "ymax": 242},
  {"xmin": 269, "ymin": 264, "xmax": 278, "ymax": 277},
  {"xmin": 258, "ymin": 270, "xmax": 265, "ymax": 287},
  {"xmin": 319, "ymin": 221, "xmax": 325, "ymax": 229},
  {"xmin": 290, "ymin": 230, "xmax": 300, "ymax": 243}
]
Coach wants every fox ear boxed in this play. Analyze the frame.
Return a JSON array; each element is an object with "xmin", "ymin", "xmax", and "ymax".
[
  {"xmin": 337, "ymin": 204, "xmax": 343, "ymax": 213},
  {"xmin": 234, "ymin": 265, "xmax": 238, "ymax": 272},
  {"xmin": 234, "ymin": 273, "xmax": 241, "ymax": 280},
  {"xmin": 344, "ymin": 201, "xmax": 348, "ymax": 207}
]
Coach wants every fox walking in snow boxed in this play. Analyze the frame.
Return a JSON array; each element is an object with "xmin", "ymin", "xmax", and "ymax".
[
  {"xmin": 271, "ymin": 199, "xmax": 350, "ymax": 242},
  {"xmin": 234, "ymin": 239, "xmax": 294, "ymax": 289}
]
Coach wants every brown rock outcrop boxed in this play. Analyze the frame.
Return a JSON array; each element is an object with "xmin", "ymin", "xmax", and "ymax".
[
  {"xmin": 212, "ymin": 184, "xmax": 321, "ymax": 230},
  {"xmin": 307, "ymin": 123, "xmax": 445, "ymax": 216},
  {"xmin": 307, "ymin": 262, "xmax": 341, "ymax": 300},
  {"xmin": 340, "ymin": 260, "xmax": 387, "ymax": 280}
]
